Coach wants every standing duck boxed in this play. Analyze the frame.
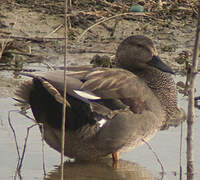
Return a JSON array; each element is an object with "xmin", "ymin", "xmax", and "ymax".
[{"xmin": 15, "ymin": 35, "xmax": 185, "ymax": 162}]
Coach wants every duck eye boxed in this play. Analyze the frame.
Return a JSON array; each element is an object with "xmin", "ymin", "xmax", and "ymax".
[{"xmin": 136, "ymin": 44, "xmax": 151, "ymax": 54}]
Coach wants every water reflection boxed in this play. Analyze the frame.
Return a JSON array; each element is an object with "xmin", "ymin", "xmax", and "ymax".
[
  {"xmin": 45, "ymin": 159, "xmax": 158, "ymax": 180},
  {"xmin": 3, "ymin": 73, "xmax": 200, "ymax": 180}
]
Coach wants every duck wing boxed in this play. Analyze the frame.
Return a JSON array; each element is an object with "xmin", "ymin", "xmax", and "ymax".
[
  {"xmin": 16, "ymin": 68, "xmax": 161, "ymax": 131},
  {"xmin": 68, "ymin": 68, "xmax": 151, "ymax": 115},
  {"xmin": 44, "ymin": 68, "xmax": 157, "ymax": 116}
]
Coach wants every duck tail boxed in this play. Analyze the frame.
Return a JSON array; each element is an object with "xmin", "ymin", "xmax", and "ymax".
[{"xmin": 14, "ymin": 80, "xmax": 33, "ymax": 105}]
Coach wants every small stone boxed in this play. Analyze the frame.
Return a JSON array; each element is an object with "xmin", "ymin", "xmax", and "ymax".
[{"xmin": 130, "ymin": 5, "xmax": 144, "ymax": 12}]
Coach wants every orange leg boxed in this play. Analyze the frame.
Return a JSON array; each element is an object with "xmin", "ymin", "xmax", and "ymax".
[
  {"xmin": 112, "ymin": 152, "xmax": 119, "ymax": 161},
  {"xmin": 112, "ymin": 152, "xmax": 119, "ymax": 168}
]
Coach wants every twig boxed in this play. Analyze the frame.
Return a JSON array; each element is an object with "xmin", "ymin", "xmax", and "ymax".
[
  {"xmin": 39, "ymin": 123, "xmax": 46, "ymax": 177},
  {"xmin": 142, "ymin": 139, "xmax": 165, "ymax": 179},
  {"xmin": 0, "ymin": 23, "xmax": 14, "ymax": 60},
  {"xmin": 0, "ymin": 35, "xmax": 65, "ymax": 42},
  {"xmin": 45, "ymin": 24, "xmax": 64, "ymax": 37},
  {"xmin": 60, "ymin": 0, "xmax": 68, "ymax": 179},
  {"xmin": 7, "ymin": 51, "xmax": 38, "ymax": 57},
  {"xmin": 0, "ymin": 67, "xmax": 37, "ymax": 72},
  {"xmin": 8, "ymin": 110, "xmax": 21, "ymax": 160},
  {"xmin": 77, "ymin": 12, "xmax": 148, "ymax": 42},
  {"xmin": 8, "ymin": 110, "xmax": 38, "ymax": 177},
  {"xmin": 68, "ymin": 49, "xmax": 115, "ymax": 54},
  {"xmin": 9, "ymin": 109, "xmax": 47, "ymax": 178},
  {"xmin": 17, "ymin": 124, "xmax": 38, "ymax": 171},
  {"xmin": 0, "ymin": 39, "xmax": 10, "ymax": 60},
  {"xmin": 179, "ymin": 122, "xmax": 183, "ymax": 180},
  {"xmin": 186, "ymin": 5, "xmax": 200, "ymax": 180}
]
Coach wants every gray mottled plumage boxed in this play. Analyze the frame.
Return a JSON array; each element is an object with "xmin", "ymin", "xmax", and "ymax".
[{"xmin": 15, "ymin": 35, "xmax": 185, "ymax": 161}]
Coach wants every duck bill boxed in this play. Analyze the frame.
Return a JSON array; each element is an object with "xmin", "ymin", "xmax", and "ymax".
[{"xmin": 147, "ymin": 56, "xmax": 175, "ymax": 74}]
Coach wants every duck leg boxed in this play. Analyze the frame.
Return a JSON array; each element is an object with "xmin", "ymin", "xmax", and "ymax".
[
  {"xmin": 112, "ymin": 152, "xmax": 119, "ymax": 168},
  {"xmin": 112, "ymin": 152, "xmax": 119, "ymax": 161}
]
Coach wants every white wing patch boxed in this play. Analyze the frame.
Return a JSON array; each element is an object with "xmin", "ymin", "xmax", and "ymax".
[
  {"xmin": 74, "ymin": 90, "xmax": 101, "ymax": 100},
  {"xmin": 98, "ymin": 118, "xmax": 107, "ymax": 127}
]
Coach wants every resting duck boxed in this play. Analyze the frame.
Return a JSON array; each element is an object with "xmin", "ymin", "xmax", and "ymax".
[{"xmin": 15, "ymin": 35, "xmax": 185, "ymax": 161}]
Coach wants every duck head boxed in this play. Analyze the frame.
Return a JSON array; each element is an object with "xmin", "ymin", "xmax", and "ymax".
[{"xmin": 116, "ymin": 35, "xmax": 174, "ymax": 74}]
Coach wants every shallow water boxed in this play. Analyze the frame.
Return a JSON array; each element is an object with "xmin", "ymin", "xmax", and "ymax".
[{"xmin": 1, "ymin": 73, "xmax": 200, "ymax": 180}]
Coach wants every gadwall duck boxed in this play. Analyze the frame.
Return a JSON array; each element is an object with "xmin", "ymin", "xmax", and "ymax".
[{"xmin": 15, "ymin": 35, "xmax": 185, "ymax": 162}]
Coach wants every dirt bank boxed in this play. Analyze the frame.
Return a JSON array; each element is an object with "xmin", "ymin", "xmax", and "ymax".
[{"xmin": 0, "ymin": 0, "xmax": 198, "ymax": 97}]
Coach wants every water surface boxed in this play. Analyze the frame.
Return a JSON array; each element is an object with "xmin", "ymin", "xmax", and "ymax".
[{"xmin": 1, "ymin": 74, "xmax": 200, "ymax": 180}]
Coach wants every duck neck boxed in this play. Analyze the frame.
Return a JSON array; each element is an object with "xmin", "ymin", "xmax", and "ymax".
[{"xmin": 134, "ymin": 67, "xmax": 178, "ymax": 122}]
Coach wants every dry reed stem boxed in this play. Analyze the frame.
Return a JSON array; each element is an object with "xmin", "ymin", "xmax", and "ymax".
[
  {"xmin": 0, "ymin": 40, "xmax": 9, "ymax": 60},
  {"xmin": 45, "ymin": 24, "xmax": 64, "ymax": 37},
  {"xmin": 142, "ymin": 139, "xmax": 165, "ymax": 180},
  {"xmin": 77, "ymin": 12, "xmax": 148, "ymax": 42},
  {"xmin": 60, "ymin": 0, "xmax": 68, "ymax": 179},
  {"xmin": 186, "ymin": 5, "xmax": 200, "ymax": 180},
  {"xmin": 17, "ymin": 124, "xmax": 38, "ymax": 170},
  {"xmin": 40, "ymin": 123, "xmax": 47, "ymax": 177},
  {"xmin": 8, "ymin": 110, "xmax": 46, "ymax": 178},
  {"xmin": 0, "ymin": 18, "xmax": 17, "ymax": 60},
  {"xmin": 0, "ymin": 35, "xmax": 65, "ymax": 41},
  {"xmin": 8, "ymin": 110, "xmax": 21, "ymax": 160},
  {"xmin": 179, "ymin": 123, "xmax": 183, "ymax": 180}
]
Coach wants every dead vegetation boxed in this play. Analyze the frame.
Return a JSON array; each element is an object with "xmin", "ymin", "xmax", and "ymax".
[{"xmin": 1, "ymin": 0, "xmax": 198, "ymax": 31}]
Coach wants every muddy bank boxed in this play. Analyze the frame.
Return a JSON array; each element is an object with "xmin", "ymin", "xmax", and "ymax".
[
  {"xmin": 0, "ymin": 1, "xmax": 198, "ymax": 72},
  {"xmin": 0, "ymin": 1, "xmax": 198, "ymax": 98}
]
